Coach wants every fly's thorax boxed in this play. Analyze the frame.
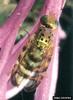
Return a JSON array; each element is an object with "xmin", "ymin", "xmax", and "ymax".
[{"xmin": 35, "ymin": 26, "xmax": 53, "ymax": 50}]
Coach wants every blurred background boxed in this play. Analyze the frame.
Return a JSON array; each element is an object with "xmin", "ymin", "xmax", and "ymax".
[
  {"xmin": 0, "ymin": 0, "xmax": 73, "ymax": 99},
  {"xmin": 55, "ymin": 0, "xmax": 73, "ymax": 97}
]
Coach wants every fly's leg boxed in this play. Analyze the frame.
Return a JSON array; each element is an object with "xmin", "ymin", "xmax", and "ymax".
[{"xmin": 11, "ymin": 61, "xmax": 19, "ymax": 74}]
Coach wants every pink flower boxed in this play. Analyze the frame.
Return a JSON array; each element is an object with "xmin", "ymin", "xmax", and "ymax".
[{"xmin": 0, "ymin": 0, "xmax": 66, "ymax": 100}]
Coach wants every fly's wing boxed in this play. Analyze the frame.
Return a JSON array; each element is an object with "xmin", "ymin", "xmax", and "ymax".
[
  {"xmin": 33, "ymin": 39, "xmax": 54, "ymax": 73},
  {"xmin": 41, "ymin": 40, "xmax": 54, "ymax": 71},
  {"xmin": 46, "ymin": 40, "xmax": 54, "ymax": 58},
  {"xmin": 24, "ymin": 80, "xmax": 37, "ymax": 92},
  {"xmin": 41, "ymin": 40, "xmax": 54, "ymax": 70}
]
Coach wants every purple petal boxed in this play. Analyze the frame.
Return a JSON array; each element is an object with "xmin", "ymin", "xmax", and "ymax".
[
  {"xmin": 0, "ymin": 0, "xmax": 35, "ymax": 74},
  {"xmin": 0, "ymin": 0, "xmax": 35, "ymax": 47},
  {"xmin": 2, "ymin": 0, "xmax": 48, "ymax": 79},
  {"xmin": 0, "ymin": 0, "xmax": 36, "ymax": 99},
  {"xmin": 0, "ymin": 0, "xmax": 47, "ymax": 99},
  {"xmin": 0, "ymin": 74, "xmax": 9, "ymax": 100}
]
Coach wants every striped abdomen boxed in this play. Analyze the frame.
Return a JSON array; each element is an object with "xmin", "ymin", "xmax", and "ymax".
[{"xmin": 11, "ymin": 46, "xmax": 43, "ymax": 86}]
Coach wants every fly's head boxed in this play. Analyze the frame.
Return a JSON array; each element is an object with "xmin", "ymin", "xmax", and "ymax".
[{"xmin": 40, "ymin": 15, "xmax": 58, "ymax": 30}]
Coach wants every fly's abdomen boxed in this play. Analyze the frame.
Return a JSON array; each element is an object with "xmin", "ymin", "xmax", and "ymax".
[{"xmin": 11, "ymin": 46, "xmax": 43, "ymax": 86}]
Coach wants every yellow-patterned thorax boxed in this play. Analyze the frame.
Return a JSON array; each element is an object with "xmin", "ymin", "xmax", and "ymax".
[{"xmin": 36, "ymin": 32, "xmax": 50, "ymax": 49}]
